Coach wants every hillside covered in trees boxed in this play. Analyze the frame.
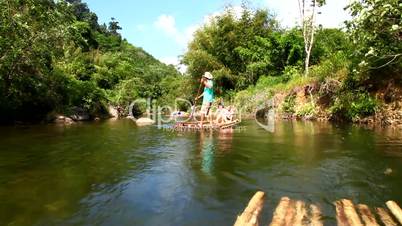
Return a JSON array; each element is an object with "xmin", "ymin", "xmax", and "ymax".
[
  {"xmin": 1, "ymin": 0, "xmax": 401, "ymax": 125},
  {"xmin": 0, "ymin": 0, "xmax": 185, "ymax": 123},
  {"xmin": 183, "ymin": 0, "xmax": 401, "ymax": 124}
]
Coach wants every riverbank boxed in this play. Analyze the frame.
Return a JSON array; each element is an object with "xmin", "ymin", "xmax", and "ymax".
[{"xmin": 235, "ymin": 74, "xmax": 402, "ymax": 129}]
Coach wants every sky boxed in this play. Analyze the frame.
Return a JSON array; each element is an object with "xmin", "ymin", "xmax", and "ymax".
[{"xmin": 84, "ymin": 0, "xmax": 351, "ymax": 70}]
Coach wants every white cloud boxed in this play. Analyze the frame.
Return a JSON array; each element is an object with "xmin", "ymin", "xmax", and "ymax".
[
  {"xmin": 154, "ymin": 14, "xmax": 196, "ymax": 47},
  {"xmin": 203, "ymin": 5, "xmax": 245, "ymax": 25},
  {"xmin": 154, "ymin": 14, "xmax": 198, "ymax": 48},
  {"xmin": 160, "ymin": 56, "xmax": 179, "ymax": 65},
  {"xmin": 316, "ymin": 0, "xmax": 352, "ymax": 28},
  {"xmin": 265, "ymin": 0, "xmax": 351, "ymax": 28},
  {"xmin": 154, "ymin": 14, "xmax": 199, "ymax": 73},
  {"xmin": 154, "ymin": 14, "xmax": 177, "ymax": 36},
  {"xmin": 182, "ymin": 24, "xmax": 198, "ymax": 46},
  {"xmin": 160, "ymin": 56, "xmax": 187, "ymax": 74}
]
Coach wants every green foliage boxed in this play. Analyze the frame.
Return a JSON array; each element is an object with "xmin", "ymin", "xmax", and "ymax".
[
  {"xmin": 281, "ymin": 95, "xmax": 296, "ymax": 114},
  {"xmin": 346, "ymin": 0, "xmax": 402, "ymax": 78},
  {"xmin": 0, "ymin": 0, "xmax": 396, "ymax": 124},
  {"xmin": 0, "ymin": 0, "xmax": 181, "ymax": 122},
  {"xmin": 309, "ymin": 52, "xmax": 349, "ymax": 80},
  {"xmin": 183, "ymin": 5, "xmax": 281, "ymax": 93},
  {"xmin": 296, "ymin": 102, "xmax": 316, "ymax": 117},
  {"xmin": 183, "ymin": 4, "xmax": 351, "ymax": 99},
  {"xmin": 330, "ymin": 91, "xmax": 378, "ymax": 121}
]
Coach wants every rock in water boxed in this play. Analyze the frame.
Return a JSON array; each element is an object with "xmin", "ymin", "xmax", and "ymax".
[
  {"xmin": 54, "ymin": 115, "xmax": 74, "ymax": 125},
  {"xmin": 135, "ymin": 117, "xmax": 155, "ymax": 126},
  {"xmin": 384, "ymin": 168, "xmax": 393, "ymax": 175},
  {"xmin": 69, "ymin": 107, "xmax": 90, "ymax": 121}
]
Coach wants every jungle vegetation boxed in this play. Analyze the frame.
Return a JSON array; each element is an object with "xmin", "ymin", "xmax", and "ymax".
[{"xmin": 0, "ymin": 0, "xmax": 401, "ymax": 123}]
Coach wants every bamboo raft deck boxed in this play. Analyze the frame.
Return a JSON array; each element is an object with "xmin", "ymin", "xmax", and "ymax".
[
  {"xmin": 173, "ymin": 119, "xmax": 241, "ymax": 131},
  {"xmin": 234, "ymin": 191, "xmax": 402, "ymax": 226}
]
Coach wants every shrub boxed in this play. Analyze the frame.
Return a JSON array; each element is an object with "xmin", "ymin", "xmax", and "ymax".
[
  {"xmin": 281, "ymin": 94, "xmax": 296, "ymax": 114},
  {"xmin": 330, "ymin": 91, "xmax": 378, "ymax": 121},
  {"xmin": 296, "ymin": 102, "xmax": 316, "ymax": 117}
]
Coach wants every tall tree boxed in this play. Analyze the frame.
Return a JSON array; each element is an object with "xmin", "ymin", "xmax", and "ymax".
[{"xmin": 298, "ymin": 0, "xmax": 325, "ymax": 76}]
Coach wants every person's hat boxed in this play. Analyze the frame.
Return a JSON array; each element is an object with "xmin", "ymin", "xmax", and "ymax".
[{"xmin": 203, "ymin": 72, "xmax": 213, "ymax": 79}]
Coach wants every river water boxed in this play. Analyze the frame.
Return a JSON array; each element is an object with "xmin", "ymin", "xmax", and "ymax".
[{"xmin": 0, "ymin": 119, "xmax": 401, "ymax": 226}]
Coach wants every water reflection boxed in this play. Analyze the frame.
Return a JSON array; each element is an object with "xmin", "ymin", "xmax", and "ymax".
[
  {"xmin": 198, "ymin": 129, "xmax": 234, "ymax": 175},
  {"xmin": 217, "ymin": 128, "xmax": 233, "ymax": 152},
  {"xmin": 199, "ymin": 131, "xmax": 214, "ymax": 175}
]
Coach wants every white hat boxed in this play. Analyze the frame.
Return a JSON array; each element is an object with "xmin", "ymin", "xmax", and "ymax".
[{"xmin": 203, "ymin": 72, "xmax": 213, "ymax": 79}]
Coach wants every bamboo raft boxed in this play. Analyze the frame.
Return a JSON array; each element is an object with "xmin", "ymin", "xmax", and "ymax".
[
  {"xmin": 234, "ymin": 191, "xmax": 402, "ymax": 226},
  {"xmin": 173, "ymin": 119, "xmax": 241, "ymax": 131}
]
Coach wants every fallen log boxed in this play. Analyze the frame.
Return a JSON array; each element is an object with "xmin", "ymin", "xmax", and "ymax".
[
  {"xmin": 234, "ymin": 191, "xmax": 265, "ymax": 226},
  {"xmin": 386, "ymin": 201, "xmax": 402, "ymax": 225}
]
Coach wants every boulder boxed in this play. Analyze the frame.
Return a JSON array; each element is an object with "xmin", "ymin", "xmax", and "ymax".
[
  {"xmin": 69, "ymin": 107, "xmax": 90, "ymax": 121},
  {"xmin": 126, "ymin": 115, "xmax": 135, "ymax": 120},
  {"xmin": 108, "ymin": 105, "xmax": 119, "ymax": 118},
  {"xmin": 135, "ymin": 117, "xmax": 155, "ymax": 126},
  {"xmin": 54, "ymin": 115, "xmax": 74, "ymax": 125}
]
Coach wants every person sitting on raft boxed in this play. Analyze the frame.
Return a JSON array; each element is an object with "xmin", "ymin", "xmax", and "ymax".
[
  {"xmin": 171, "ymin": 110, "xmax": 188, "ymax": 118},
  {"xmin": 195, "ymin": 72, "xmax": 214, "ymax": 127},
  {"xmin": 215, "ymin": 103, "xmax": 234, "ymax": 125}
]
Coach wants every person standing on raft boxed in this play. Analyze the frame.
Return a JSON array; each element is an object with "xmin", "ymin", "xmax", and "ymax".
[{"xmin": 195, "ymin": 72, "xmax": 214, "ymax": 127}]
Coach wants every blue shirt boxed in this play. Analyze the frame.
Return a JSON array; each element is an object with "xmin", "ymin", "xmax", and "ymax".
[{"xmin": 203, "ymin": 80, "xmax": 214, "ymax": 104}]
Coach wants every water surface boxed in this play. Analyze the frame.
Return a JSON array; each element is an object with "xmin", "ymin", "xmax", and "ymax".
[{"xmin": 0, "ymin": 119, "xmax": 401, "ymax": 225}]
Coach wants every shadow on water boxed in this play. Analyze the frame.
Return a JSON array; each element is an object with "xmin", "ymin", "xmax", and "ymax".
[{"xmin": 0, "ymin": 119, "xmax": 401, "ymax": 226}]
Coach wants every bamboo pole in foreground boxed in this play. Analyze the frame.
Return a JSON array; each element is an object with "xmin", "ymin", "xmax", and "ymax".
[
  {"xmin": 356, "ymin": 204, "xmax": 379, "ymax": 226},
  {"xmin": 310, "ymin": 204, "xmax": 323, "ymax": 226},
  {"xmin": 335, "ymin": 199, "xmax": 363, "ymax": 226},
  {"xmin": 376, "ymin": 207, "xmax": 398, "ymax": 226},
  {"xmin": 233, "ymin": 191, "xmax": 402, "ymax": 226},
  {"xmin": 234, "ymin": 191, "xmax": 265, "ymax": 226},
  {"xmin": 386, "ymin": 201, "xmax": 402, "ymax": 225},
  {"xmin": 269, "ymin": 197, "xmax": 291, "ymax": 226},
  {"xmin": 292, "ymin": 200, "xmax": 307, "ymax": 226}
]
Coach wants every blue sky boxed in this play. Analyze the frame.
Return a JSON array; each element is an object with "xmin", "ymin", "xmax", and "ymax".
[{"xmin": 84, "ymin": 0, "xmax": 351, "ymax": 69}]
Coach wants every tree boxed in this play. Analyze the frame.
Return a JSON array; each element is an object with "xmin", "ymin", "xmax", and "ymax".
[
  {"xmin": 108, "ymin": 17, "xmax": 122, "ymax": 35},
  {"xmin": 183, "ymin": 5, "xmax": 280, "ymax": 92},
  {"xmin": 345, "ymin": 0, "xmax": 401, "ymax": 78},
  {"xmin": 0, "ymin": 0, "xmax": 182, "ymax": 123},
  {"xmin": 298, "ymin": 0, "xmax": 325, "ymax": 76}
]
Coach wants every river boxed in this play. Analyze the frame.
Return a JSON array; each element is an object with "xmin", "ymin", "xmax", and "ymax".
[{"xmin": 0, "ymin": 119, "xmax": 401, "ymax": 225}]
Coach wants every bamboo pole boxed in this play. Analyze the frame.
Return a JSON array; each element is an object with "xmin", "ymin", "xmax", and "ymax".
[
  {"xmin": 310, "ymin": 204, "xmax": 323, "ymax": 226},
  {"xmin": 376, "ymin": 207, "xmax": 398, "ymax": 226},
  {"xmin": 292, "ymin": 200, "xmax": 307, "ymax": 226},
  {"xmin": 234, "ymin": 191, "xmax": 265, "ymax": 226},
  {"xmin": 335, "ymin": 199, "xmax": 363, "ymax": 226},
  {"xmin": 269, "ymin": 197, "xmax": 291, "ymax": 226},
  {"xmin": 356, "ymin": 204, "xmax": 379, "ymax": 226},
  {"xmin": 335, "ymin": 200, "xmax": 350, "ymax": 226},
  {"xmin": 283, "ymin": 199, "xmax": 296, "ymax": 226},
  {"xmin": 386, "ymin": 201, "xmax": 402, "ymax": 225}
]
